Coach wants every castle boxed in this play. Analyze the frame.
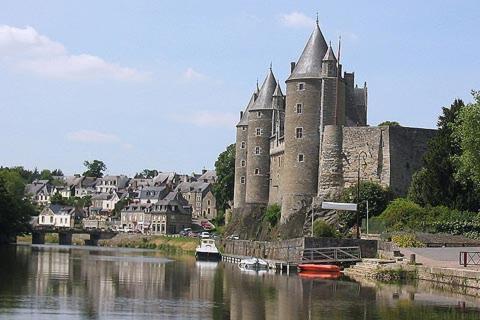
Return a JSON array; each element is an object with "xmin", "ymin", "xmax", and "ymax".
[{"xmin": 233, "ymin": 20, "xmax": 436, "ymax": 224}]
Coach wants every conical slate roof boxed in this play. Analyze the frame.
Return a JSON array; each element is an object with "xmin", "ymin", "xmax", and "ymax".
[
  {"xmin": 236, "ymin": 92, "xmax": 256, "ymax": 127},
  {"xmin": 273, "ymin": 82, "xmax": 283, "ymax": 97},
  {"xmin": 287, "ymin": 22, "xmax": 328, "ymax": 81},
  {"xmin": 323, "ymin": 44, "xmax": 336, "ymax": 61},
  {"xmin": 250, "ymin": 68, "xmax": 277, "ymax": 111}
]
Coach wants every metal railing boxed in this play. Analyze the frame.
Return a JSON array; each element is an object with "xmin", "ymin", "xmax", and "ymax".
[
  {"xmin": 294, "ymin": 246, "xmax": 362, "ymax": 263},
  {"xmin": 459, "ymin": 251, "xmax": 480, "ymax": 267}
]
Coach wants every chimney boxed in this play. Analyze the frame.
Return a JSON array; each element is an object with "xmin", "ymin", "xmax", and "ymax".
[
  {"xmin": 202, "ymin": 169, "xmax": 207, "ymax": 175},
  {"xmin": 290, "ymin": 62, "xmax": 296, "ymax": 73},
  {"xmin": 240, "ymin": 111, "xmax": 243, "ymax": 119}
]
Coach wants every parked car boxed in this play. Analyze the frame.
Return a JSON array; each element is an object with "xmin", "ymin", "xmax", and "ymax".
[
  {"xmin": 179, "ymin": 228, "xmax": 192, "ymax": 237},
  {"xmin": 227, "ymin": 234, "xmax": 239, "ymax": 240},
  {"xmin": 200, "ymin": 231, "xmax": 210, "ymax": 239}
]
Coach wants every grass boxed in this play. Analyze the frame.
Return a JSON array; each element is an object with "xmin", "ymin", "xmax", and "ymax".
[{"xmin": 99, "ymin": 235, "xmax": 199, "ymax": 255}]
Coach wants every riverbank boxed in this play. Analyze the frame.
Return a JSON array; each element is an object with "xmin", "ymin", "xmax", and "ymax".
[
  {"xmin": 17, "ymin": 233, "xmax": 199, "ymax": 254},
  {"xmin": 98, "ymin": 234, "xmax": 198, "ymax": 254}
]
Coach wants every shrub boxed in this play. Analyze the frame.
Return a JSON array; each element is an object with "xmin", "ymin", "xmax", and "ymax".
[
  {"xmin": 313, "ymin": 220, "xmax": 339, "ymax": 238},
  {"xmin": 264, "ymin": 204, "xmax": 281, "ymax": 226},
  {"xmin": 391, "ymin": 233, "xmax": 425, "ymax": 248},
  {"xmin": 378, "ymin": 198, "xmax": 426, "ymax": 231}
]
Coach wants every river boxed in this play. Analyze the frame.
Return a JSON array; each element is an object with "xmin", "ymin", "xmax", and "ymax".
[{"xmin": 0, "ymin": 244, "xmax": 479, "ymax": 319}]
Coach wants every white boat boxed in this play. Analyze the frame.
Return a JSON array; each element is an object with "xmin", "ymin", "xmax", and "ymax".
[
  {"xmin": 195, "ymin": 239, "xmax": 221, "ymax": 261},
  {"xmin": 238, "ymin": 258, "xmax": 269, "ymax": 270}
]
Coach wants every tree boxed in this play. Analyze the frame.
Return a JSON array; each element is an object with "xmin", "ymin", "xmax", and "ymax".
[
  {"xmin": 452, "ymin": 91, "xmax": 480, "ymax": 186},
  {"xmin": 134, "ymin": 169, "xmax": 158, "ymax": 179},
  {"xmin": 0, "ymin": 170, "xmax": 36, "ymax": 244},
  {"xmin": 83, "ymin": 160, "xmax": 107, "ymax": 178},
  {"xmin": 378, "ymin": 121, "xmax": 400, "ymax": 127},
  {"xmin": 340, "ymin": 181, "xmax": 393, "ymax": 228},
  {"xmin": 51, "ymin": 169, "xmax": 64, "ymax": 177},
  {"xmin": 408, "ymin": 99, "xmax": 480, "ymax": 211},
  {"xmin": 39, "ymin": 169, "xmax": 53, "ymax": 181},
  {"xmin": 213, "ymin": 144, "xmax": 235, "ymax": 211}
]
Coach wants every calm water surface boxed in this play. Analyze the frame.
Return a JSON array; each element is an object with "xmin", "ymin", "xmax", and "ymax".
[{"xmin": 0, "ymin": 244, "xmax": 479, "ymax": 319}]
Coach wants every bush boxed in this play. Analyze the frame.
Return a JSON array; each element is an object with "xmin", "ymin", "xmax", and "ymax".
[
  {"xmin": 340, "ymin": 181, "xmax": 393, "ymax": 229},
  {"xmin": 313, "ymin": 220, "xmax": 339, "ymax": 238},
  {"xmin": 391, "ymin": 233, "xmax": 425, "ymax": 248},
  {"xmin": 378, "ymin": 198, "xmax": 426, "ymax": 231},
  {"xmin": 264, "ymin": 204, "xmax": 281, "ymax": 226}
]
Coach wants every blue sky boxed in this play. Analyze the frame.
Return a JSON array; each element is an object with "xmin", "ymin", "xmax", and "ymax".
[{"xmin": 0, "ymin": 1, "xmax": 479, "ymax": 176}]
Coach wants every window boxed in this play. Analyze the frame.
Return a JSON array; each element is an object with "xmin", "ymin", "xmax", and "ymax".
[
  {"xmin": 240, "ymin": 141, "xmax": 246, "ymax": 149},
  {"xmin": 50, "ymin": 216, "xmax": 53, "ymax": 223},
  {"xmin": 242, "ymin": 127, "xmax": 247, "ymax": 131},
  {"xmin": 254, "ymin": 168, "xmax": 260, "ymax": 175},
  {"xmin": 298, "ymin": 154, "xmax": 305, "ymax": 162},
  {"xmin": 296, "ymin": 103, "xmax": 302, "ymax": 114},
  {"xmin": 255, "ymin": 128, "xmax": 262, "ymax": 136},
  {"xmin": 297, "ymin": 83, "xmax": 305, "ymax": 91},
  {"xmin": 257, "ymin": 111, "xmax": 262, "ymax": 118},
  {"xmin": 207, "ymin": 200, "xmax": 211, "ymax": 206},
  {"xmin": 254, "ymin": 146, "xmax": 261, "ymax": 155},
  {"xmin": 240, "ymin": 176, "xmax": 245, "ymax": 184},
  {"xmin": 296, "ymin": 127, "xmax": 303, "ymax": 139},
  {"xmin": 241, "ymin": 160, "xmax": 246, "ymax": 167}
]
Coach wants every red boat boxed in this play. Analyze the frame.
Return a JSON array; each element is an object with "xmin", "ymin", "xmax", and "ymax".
[
  {"xmin": 299, "ymin": 271, "xmax": 341, "ymax": 280},
  {"xmin": 298, "ymin": 264, "xmax": 341, "ymax": 273}
]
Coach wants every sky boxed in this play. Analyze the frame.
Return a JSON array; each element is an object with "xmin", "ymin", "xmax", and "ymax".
[{"xmin": 0, "ymin": 1, "xmax": 479, "ymax": 176}]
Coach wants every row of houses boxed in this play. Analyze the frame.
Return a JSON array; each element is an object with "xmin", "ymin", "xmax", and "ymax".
[{"xmin": 28, "ymin": 170, "xmax": 219, "ymax": 234}]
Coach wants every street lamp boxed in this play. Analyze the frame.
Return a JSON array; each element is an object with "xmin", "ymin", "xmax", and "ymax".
[{"xmin": 356, "ymin": 150, "xmax": 367, "ymax": 239}]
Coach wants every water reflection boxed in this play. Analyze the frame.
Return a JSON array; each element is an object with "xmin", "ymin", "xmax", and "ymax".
[{"xmin": 0, "ymin": 245, "xmax": 479, "ymax": 319}]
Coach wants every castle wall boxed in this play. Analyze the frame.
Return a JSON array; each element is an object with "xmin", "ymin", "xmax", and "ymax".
[
  {"xmin": 342, "ymin": 126, "xmax": 436, "ymax": 196},
  {"xmin": 388, "ymin": 126, "xmax": 436, "ymax": 195},
  {"xmin": 233, "ymin": 126, "xmax": 248, "ymax": 208},
  {"xmin": 245, "ymin": 110, "xmax": 273, "ymax": 204},
  {"xmin": 342, "ymin": 126, "xmax": 391, "ymax": 190},
  {"xmin": 269, "ymin": 137, "xmax": 285, "ymax": 205},
  {"xmin": 317, "ymin": 125, "xmax": 344, "ymax": 200},
  {"xmin": 281, "ymin": 79, "xmax": 322, "ymax": 222}
]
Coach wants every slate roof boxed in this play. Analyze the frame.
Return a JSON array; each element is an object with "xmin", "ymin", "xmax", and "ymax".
[
  {"xmin": 272, "ymin": 82, "xmax": 283, "ymax": 97},
  {"xmin": 323, "ymin": 44, "xmax": 337, "ymax": 61},
  {"xmin": 236, "ymin": 92, "xmax": 257, "ymax": 127},
  {"xmin": 198, "ymin": 170, "xmax": 216, "ymax": 183},
  {"xmin": 138, "ymin": 186, "xmax": 168, "ymax": 201},
  {"xmin": 287, "ymin": 22, "xmax": 328, "ymax": 81},
  {"xmin": 249, "ymin": 68, "xmax": 277, "ymax": 111},
  {"xmin": 175, "ymin": 181, "xmax": 211, "ymax": 195}
]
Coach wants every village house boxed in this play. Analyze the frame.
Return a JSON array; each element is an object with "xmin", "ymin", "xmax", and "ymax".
[
  {"xmin": 136, "ymin": 186, "xmax": 169, "ymax": 204},
  {"xmin": 149, "ymin": 191, "xmax": 191, "ymax": 235},
  {"xmin": 25, "ymin": 180, "xmax": 57, "ymax": 206},
  {"xmin": 90, "ymin": 191, "xmax": 121, "ymax": 215},
  {"xmin": 175, "ymin": 181, "xmax": 217, "ymax": 220},
  {"xmin": 38, "ymin": 204, "xmax": 86, "ymax": 228},
  {"xmin": 120, "ymin": 203, "xmax": 152, "ymax": 232},
  {"xmin": 96, "ymin": 175, "xmax": 130, "ymax": 193}
]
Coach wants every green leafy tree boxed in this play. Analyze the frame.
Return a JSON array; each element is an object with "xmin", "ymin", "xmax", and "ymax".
[
  {"xmin": 0, "ymin": 170, "xmax": 36, "ymax": 244},
  {"xmin": 51, "ymin": 169, "xmax": 64, "ymax": 176},
  {"xmin": 134, "ymin": 169, "xmax": 158, "ymax": 179},
  {"xmin": 452, "ymin": 91, "xmax": 480, "ymax": 186},
  {"xmin": 378, "ymin": 198, "xmax": 426, "ymax": 231},
  {"xmin": 340, "ymin": 181, "xmax": 393, "ymax": 228},
  {"xmin": 83, "ymin": 160, "xmax": 107, "ymax": 178},
  {"xmin": 378, "ymin": 121, "xmax": 401, "ymax": 127},
  {"xmin": 213, "ymin": 144, "xmax": 235, "ymax": 211},
  {"xmin": 264, "ymin": 204, "xmax": 281, "ymax": 226},
  {"xmin": 408, "ymin": 99, "xmax": 480, "ymax": 211},
  {"xmin": 313, "ymin": 220, "xmax": 339, "ymax": 238}
]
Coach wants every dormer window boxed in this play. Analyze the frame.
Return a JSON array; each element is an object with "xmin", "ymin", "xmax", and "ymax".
[{"xmin": 297, "ymin": 83, "xmax": 305, "ymax": 91}]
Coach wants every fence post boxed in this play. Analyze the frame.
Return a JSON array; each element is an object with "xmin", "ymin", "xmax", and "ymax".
[{"xmin": 464, "ymin": 252, "xmax": 468, "ymax": 267}]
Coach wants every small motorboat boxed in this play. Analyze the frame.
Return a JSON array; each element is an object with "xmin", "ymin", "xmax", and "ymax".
[
  {"xmin": 238, "ymin": 258, "xmax": 269, "ymax": 270},
  {"xmin": 195, "ymin": 239, "xmax": 221, "ymax": 261},
  {"xmin": 298, "ymin": 264, "xmax": 341, "ymax": 273}
]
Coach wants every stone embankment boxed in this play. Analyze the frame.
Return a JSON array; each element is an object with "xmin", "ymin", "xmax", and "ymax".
[{"xmin": 344, "ymin": 259, "xmax": 416, "ymax": 281}]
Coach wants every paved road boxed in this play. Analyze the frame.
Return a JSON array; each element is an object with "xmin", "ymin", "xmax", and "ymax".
[{"xmin": 400, "ymin": 247, "xmax": 480, "ymax": 270}]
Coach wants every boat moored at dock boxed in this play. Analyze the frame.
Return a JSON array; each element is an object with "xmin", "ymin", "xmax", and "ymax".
[{"xmin": 195, "ymin": 239, "xmax": 221, "ymax": 261}]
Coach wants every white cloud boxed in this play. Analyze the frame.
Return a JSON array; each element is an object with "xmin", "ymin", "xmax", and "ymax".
[
  {"xmin": 66, "ymin": 130, "xmax": 120, "ymax": 144},
  {"xmin": 0, "ymin": 25, "xmax": 148, "ymax": 81},
  {"xmin": 280, "ymin": 12, "xmax": 315, "ymax": 29},
  {"xmin": 171, "ymin": 111, "xmax": 237, "ymax": 128},
  {"xmin": 183, "ymin": 67, "xmax": 207, "ymax": 81}
]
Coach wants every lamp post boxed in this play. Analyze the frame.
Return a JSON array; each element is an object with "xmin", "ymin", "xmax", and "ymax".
[{"xmin": 356, "ymin": 151, "xmax": 367, "ymax": 239}]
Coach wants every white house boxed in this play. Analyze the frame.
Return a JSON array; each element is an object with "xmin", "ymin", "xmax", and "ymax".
[
  {"xmin": 38, "ymin": 204, "xmax": 86, "ymax": 228},
  {"xmin": 25, "ymin": 180, "xmax": 57, "ymax": 206}
]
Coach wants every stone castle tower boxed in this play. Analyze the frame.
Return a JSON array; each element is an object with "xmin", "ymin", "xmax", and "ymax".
[{"xmin": 233, "ymin": 19, "xmax": 435, "ymax": 226}]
